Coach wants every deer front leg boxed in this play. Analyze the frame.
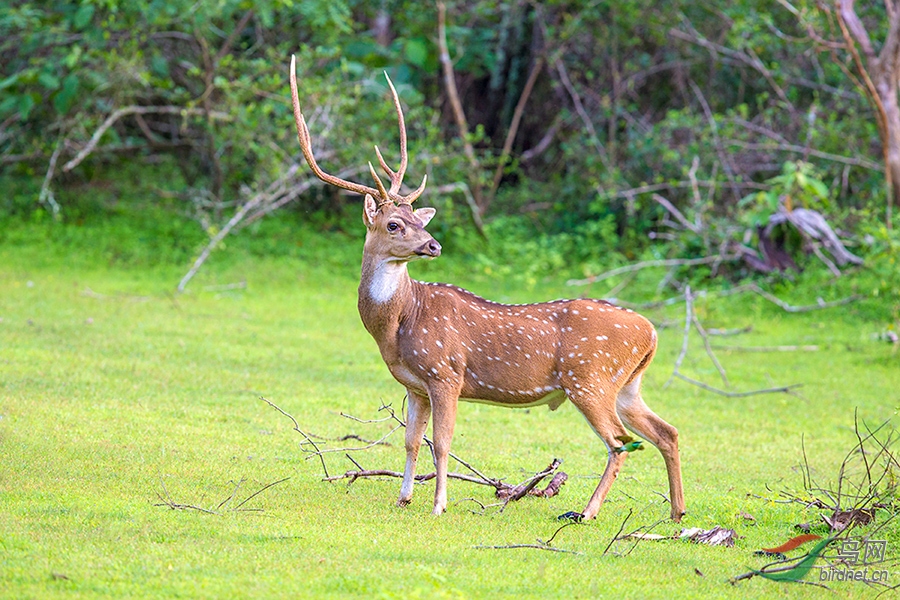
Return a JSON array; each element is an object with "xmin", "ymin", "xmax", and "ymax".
[
  {"xmin": 428, "ymin": 386, "xmax": 459, "ymax": 515},
  {"xmin": 398, "ymin": 390, "xmax": 431, "ymax": 507}
]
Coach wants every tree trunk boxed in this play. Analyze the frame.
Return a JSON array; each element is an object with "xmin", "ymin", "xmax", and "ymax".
[
  {"xmin": 837, "ymin": 0, "xmax": 899, "ymax": 230},
  {"xmin": 874, "ymin": 60, "xmax": 900, "ymax": 222}
]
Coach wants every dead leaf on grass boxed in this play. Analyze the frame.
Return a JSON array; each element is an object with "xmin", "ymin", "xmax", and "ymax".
[
  {"xmin": 823, "ymin": 509, "xmax": 873, "ymax": 532},
  {"xmin": 679, "ymin": 526, "xmax": 737, "ymax": 547}
]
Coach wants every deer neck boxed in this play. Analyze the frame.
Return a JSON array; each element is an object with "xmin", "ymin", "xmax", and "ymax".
[{"xmin": 358, "ymin": 253, "xmax": 417, "ymax": 340}]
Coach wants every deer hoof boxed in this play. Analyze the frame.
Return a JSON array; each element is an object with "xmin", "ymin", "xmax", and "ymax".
[
  {"xmin": 397, "ymin": 499, "xmax": 411, "ymax": 507},
  {"xmin": 557, "ymin": 511, "xmax": 584, "ymax": 522}
]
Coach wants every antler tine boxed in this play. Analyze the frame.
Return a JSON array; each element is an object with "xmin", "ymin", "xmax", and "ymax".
[
  {"xmin": 397, "ymin": 174, "xmax": 428, "ymax": 205},
  {"xmin": 383, "ymin": 73, "xmax": 408, "ymax": 194},
  {"xmin": 290, "ymin": 55, "xmax": 381, "ymax": 199},
  {"xmin": 380, "ymin": 72, "xmax": 428, "ymax": 205},
  {"xmin": 374, "ymin": 145, "xmax": 401, "ymax": 192},
  {"xmin": 368, "ymin": 161, "xmax": 392, "ymax": 206}
]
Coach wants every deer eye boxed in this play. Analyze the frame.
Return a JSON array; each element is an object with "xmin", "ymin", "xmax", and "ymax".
[{"xmin": 387, "ymin": 222, "xmax": 400, "ymax": 232}]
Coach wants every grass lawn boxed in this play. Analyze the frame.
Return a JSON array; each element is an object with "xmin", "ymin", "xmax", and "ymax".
[{"xmin": 1, "ymin": 219, "xmax": 898, "ymax": 599}]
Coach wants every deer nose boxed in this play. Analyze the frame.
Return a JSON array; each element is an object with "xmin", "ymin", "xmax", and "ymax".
[{"xmin": 419, "ymin": 239, "xmax": 441, "ymax": 257}]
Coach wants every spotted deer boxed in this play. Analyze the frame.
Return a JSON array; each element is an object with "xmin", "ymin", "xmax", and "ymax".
[{"xmin": 289, "ymin": 57, "xmax": 685, "ymax": 522}]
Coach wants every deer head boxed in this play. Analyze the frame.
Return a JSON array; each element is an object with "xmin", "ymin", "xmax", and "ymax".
[{"xmin": 289, "ymin": 54, "xmax": 436, "ymax": 257}]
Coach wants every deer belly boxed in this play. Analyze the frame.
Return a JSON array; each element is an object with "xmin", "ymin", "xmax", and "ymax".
[{"xmin": 460, "ymin": 388, "xmax": 567, "ymax": 410}]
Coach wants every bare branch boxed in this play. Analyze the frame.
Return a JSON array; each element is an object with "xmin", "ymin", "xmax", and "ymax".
[
  {"xmin": 432, "ymin": 182, "xmax": 486, "ymax": 237},
  {"xmin": 713, "ymin": 345, "xmax": 819, "ymax": 352},
  {"xmin": 473, "ymin": 543, "xmax": 582, "ymax": 555},
  {"xmin": 665, "ymin": 286, "xmax": 693, "ymax": 388},
  {"xmin": 603, "ymin": 508, "xmax": 633, "ymax": 555},
  {"xmin": 674, "ymin": 373, "xmax": 803, "ymax": 397},
  {"xmin": 553, "ymin": 56, "xmax": 613, "ymax": 173},
  {"xmin": 670, "ymin": 25, "xmax": 794, "ymax": 109},
  {"xmin": 838, "ymin": 0, "xmax": 875, "ymax": 56},
  {"xmin": 521, "ymin": 116, "xmax": 561, "ymax": 163},
  {"xmin": 652, "ymin": 193, "xmax": 701, "ymax": 234},
  {"xmin": 62, "ymin": 106, "xmax": 230, "ymax": 173},
  {"xmin": 724, "ymin": 140, "xmax": 881, "ymax": 170},
  {"xmin": 497, "ymin": 459, "xmax": 562, "ymax": 502},
  {"xmin": 599, "ymin": 179, "xmax": 769, "ymax": 200},
  {"xmin": 745, "ymin": 283, "xmax": 863, "ymax": 312},
  {"xmin": 37, "ymin": 138, "xmax": 63, "ymax": 216},
  {"xmin": 567, "ymin": 255, "xmax": 739, "ymax": 287},
  {"xmin": 437, "ymin": 2, "xmax": 484, "ymax": 212},
  {"xmin": 692, "ymin": 315, "xmax": 728, "ymax": 387},
  {"xmin": 232, "ymin": 477, "xmax": 290, "ymax": 511},
  {"xmin": 488, "ymin": 56, "xmax": 545, "ymax": 202},
  {"xmin": 688, "ymin": 80, "xmax": 741, "ymax": 201},
  {"xmin": 260, "ymin": 396, "xmax": 330, "ymax": 478}
]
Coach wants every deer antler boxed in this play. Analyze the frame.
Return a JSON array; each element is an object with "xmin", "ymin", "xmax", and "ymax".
[
  {"xmin": 374, "ymin": 73, "xmax": 428, "ymax": 205},
  {"xmin": 289, "ymin": 55, "xmax": 427, "ymax": 206}
]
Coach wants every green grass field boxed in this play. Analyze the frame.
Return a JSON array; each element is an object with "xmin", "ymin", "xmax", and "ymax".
[{"xmin": 1, "ymin": 218, "xmax": 898, "ymax": 599}]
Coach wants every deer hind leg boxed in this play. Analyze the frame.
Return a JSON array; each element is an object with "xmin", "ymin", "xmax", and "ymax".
[
  {"xmin": 398, "ymin": 390, "xmax": 431, "ymax": 507},
  {"xmin": 615, "ymin": 374, "xmax": 685, "ymax": 522},
  {"xmin": 568, "ymin": 389, "xmax": 633, "ymax": 521}
]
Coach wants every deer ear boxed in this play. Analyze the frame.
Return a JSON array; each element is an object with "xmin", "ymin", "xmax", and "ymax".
[
  {"xmin": 414, "ymin": 207, "xmax": 436, "ymax": 227},
  {"xmin": 363, "ymin": 194, "xmax": 378, "ymax": 227}
]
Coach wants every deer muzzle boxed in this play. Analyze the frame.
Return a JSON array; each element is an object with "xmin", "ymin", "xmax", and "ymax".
[{"xmin": 416, "ymin": 239, "xmax": 442, "ymax": 258}]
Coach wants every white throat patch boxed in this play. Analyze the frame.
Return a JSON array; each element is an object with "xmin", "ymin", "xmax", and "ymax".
[{"xmin": 368, "ymin": 260, "xmax": 407, "ymax": 303}]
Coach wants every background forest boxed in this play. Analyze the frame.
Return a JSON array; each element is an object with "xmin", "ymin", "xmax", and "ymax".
[{"xmin": 1, "ymin": 0, "xmax": 898, "ymax": 307}]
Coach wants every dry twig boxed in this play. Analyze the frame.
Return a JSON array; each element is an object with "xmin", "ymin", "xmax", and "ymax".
[
  {"xmin": 154, "ymin": 476, "xmax": 289, "ymax": 515},
  {"xmin": 260, "ymin": 396, "xmax": 330, "ymax": 478}
]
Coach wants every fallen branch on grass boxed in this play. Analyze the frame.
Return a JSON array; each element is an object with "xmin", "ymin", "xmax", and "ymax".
[
  {"xmin": 473, "ymin": 543, "xmax": 582, "ymax": 555},
  {"xmin": 154, "ymin": 476, "xmax": 289, "ymax": 515},
  {"xmin": 713, "ymin": 345, "xmax": 819, "ymax": 352},
  {"xmin": 674, "ymin": 373, "xmax": 803, "ymax": 398},
  {"xmin": 623, "ymin": 284, "xmax": 805, "ymax": 397},
  {"xmin": 567, "ymin": 255, "xmax": 738, "ymax": 287},
  {"xmin": 475, "ymin": 521, "xmax": 584, "ymax": 555},
  {"xmin": 744, "ymin": 284, "xmax": 863, "ymax": 313},
  {"xmin": 260, "ymin": 396, "xmax": 330, "ymax": 478},
  {"xmin": 263, "ymin": 398, "xmax": 568, "ymax": 505},
  {"xmin": 323, "ymin": 457, "xmax": 567, "ymax": 502},
  {"xmin": 707, "ymin": 326, "xmax": 753, "ymax": 336}
]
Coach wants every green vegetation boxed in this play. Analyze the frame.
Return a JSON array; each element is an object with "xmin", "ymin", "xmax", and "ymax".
[
  {"xmin": 3, "ymin": 0, "xmax": 899, "ymax": 272},
  {"xmin": 1, "ymin": 210, "xmax": 897, "ymax": 598}
]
